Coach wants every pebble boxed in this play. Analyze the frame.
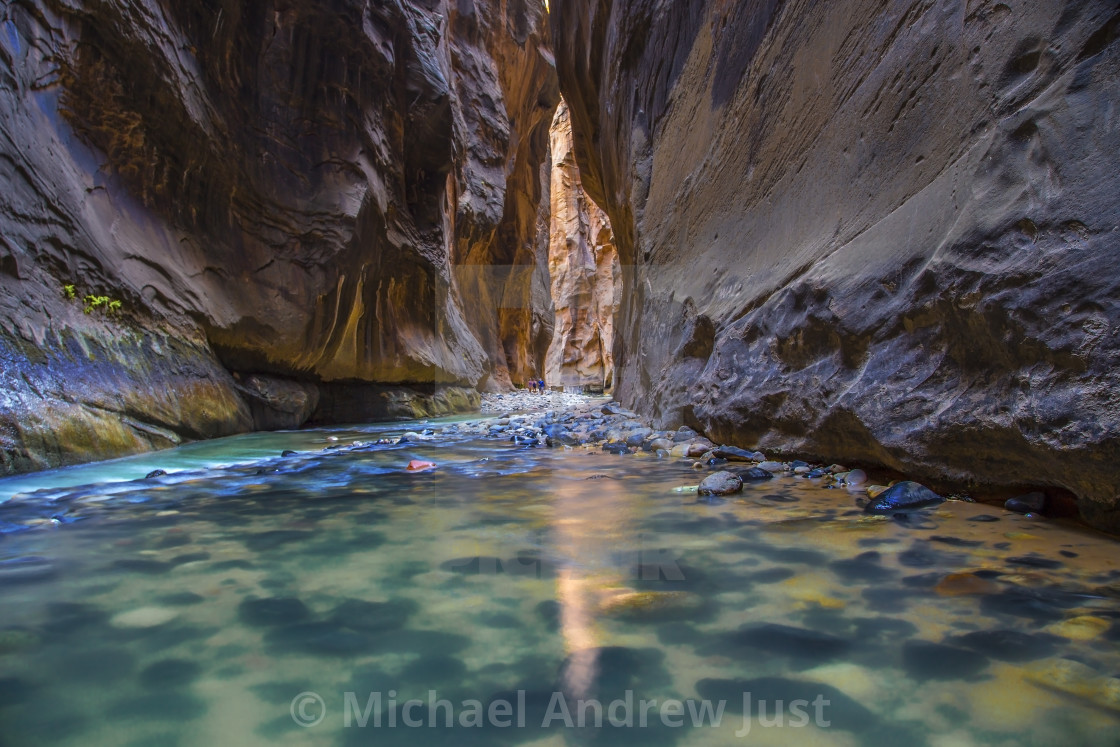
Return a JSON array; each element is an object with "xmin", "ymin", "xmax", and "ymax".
[{"xmin": 757, "ymin": 461, "xmax": 785, "ymax": 473}]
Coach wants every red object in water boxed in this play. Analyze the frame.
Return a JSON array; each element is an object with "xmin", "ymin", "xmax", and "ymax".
[{"xmin": 406, "ymin": 460, "xmax": 436, "ymax": 472}]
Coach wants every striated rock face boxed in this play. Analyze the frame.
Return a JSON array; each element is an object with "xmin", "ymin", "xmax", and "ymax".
[
  {"xmin": 0, "ymin": 0, "xmax": 557, "ymax": 471},
  {"xmin": 553, "ymin": 2, "xmax": 1120, "ymax": 529},
  {"xmin": 545, "ymin": 99, "xmax": 619, "ymax": 390}
]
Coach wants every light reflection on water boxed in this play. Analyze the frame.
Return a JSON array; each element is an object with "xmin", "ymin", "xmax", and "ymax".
[{"xmin": 0, "ymin": 419, "xmax": 1119, "ymax": 746}]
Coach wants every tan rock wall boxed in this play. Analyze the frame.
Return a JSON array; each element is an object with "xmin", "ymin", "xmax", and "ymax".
[{"xmin": 544, "ymin": 99, "xmax": 619, "ymax": 390}]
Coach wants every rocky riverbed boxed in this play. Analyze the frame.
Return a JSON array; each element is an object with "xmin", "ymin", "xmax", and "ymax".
[
  {"xmin": 3, "ymin": 395, "xmax": 1120, "ymax": 746},
  {"xmin": 466, "ymin": 394, "xmax": 1039, "ymax": 522}
]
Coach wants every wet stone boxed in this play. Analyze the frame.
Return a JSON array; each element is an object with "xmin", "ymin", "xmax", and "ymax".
[
  {"xmin": 439, "ymin": 556, "xmax": 505, "ymax": 575},
  {"xmin": 695, "ymin": 677, "xmax": 875, "ymax": 733},
  {"xmin": 697, "ymin": 471, "xmax": 743, "ymax": 497},
  {"xmin": 243, "ymin": 530, "xmax": 312, "ymax": 552},
  {"xmin": 0, "ymin": 676, "xmax": 35, "ymax": 706},
  {"xmin": 399, "ymin": 654, "xmax": 468, "ymax": 684},
  {"xmin": 712, "ymin": 445, "xmax": 757, "ymax": 461},
  {"xmin": 265, "ymin": 622, "xmax": 374, "ymax": 656},
  {"xmin": 969, "ymin": 514, "xmax": 1001, "ymax": 523},
  {"xmin": 558, "ymin": 646, "xmax": 671, "ymax": 701},
  {"xmin": 740, "ymin": 467, "xmax": 776, "ymax": 481},
  {"xmin": 139, "ymin": 659, "xmax": 202, "ymax": 689},
  {"xmin": 761, "ymin": 493, "xmax": 799, "ymax": 503},
  {"xmin": 108, "ymin": 692, "xmax": 207, "ymax": 722},
  {"xmin": 929, "ymin": 536, "xmax": 984, "ymax": 548},
  {"xmin": 0, "ymin": 556, "xmax": 57, "ymax": 584},
  {"xmin": 42, "ymin": 602, "xmax": 108, "ymax": 635},
  {"xmin": 829, "ymin": 552, "xmax": 896, "ymax": 583},
  {"xmin": 1006, "ymin": 555, "xmax": 1063, "ymax": 569},
  {"xmin": 329, "ymin": 598, "xmax": 417, "ymax": 631},
  {"xmin": 864, "ymin": 481, "xmax": 944, "ymax": 513},
  {"xmin": 239, "ymin": 597, "xmax": 311, "ymax": 627},
  {"xmin": 980, "ymin": 588, "xmax": 1090, "ymax": 623},
  {"xmin": 111, "ymin": 558, "xmax": 173, "ymax": 575},
  {"xmin": 746, "ymin": 567, "xmax": 797, "ymax": 584},
  {"xmin": 1006, "ymin": 492, "xmax": 1047, "ymax": 514},
  {"xmin": 949, "ymin": 630, "xmax": 1064, "ymax": 662},
  {"xmin": 902, "ymin": 641, "xmax": 989, "ymax": 680},
  {"xmin": 719, "ymin": 623, "xmax": 851, "ymax": 662},
  {"xmin": 145, "ymin": 469, "xmax": 167, "ymax": 479},
  {"xmin": 60, "ymin": 648, "xmax": 137, "ymax": 683}
]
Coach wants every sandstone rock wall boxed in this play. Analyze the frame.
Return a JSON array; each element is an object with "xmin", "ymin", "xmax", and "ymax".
[
  {"xmin": 0, "ymin": 0, "xmax": 557, "ymax": 471},
  {"xmin": 545, "ymin": 99, "xmax": 619, "ymax": 390},
  {"xmin": 552, "ymin": 1, "xmax": 1120, "ymax": 529}
]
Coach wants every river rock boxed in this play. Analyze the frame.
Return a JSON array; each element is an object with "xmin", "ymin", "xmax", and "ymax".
[
  {"xmin": 649, "ymin": 438, "xmax": 674, "ymax": 452},
  {"xmin": 712, "ymin": 445, "xmax": 756, "ymax": 462},
  {"xmin": 686, "ymin": 440, "xmax": 714, "ymax": 458},
  {"xmin": 698, "ymin": 471, "xmax": 743, "ymax": 497},
  {"xmin": 864, "ymin": 482, "xmax": 944, "ymax": 513},
  {"xmin": 740, "ymin": 467, "xmax": 775, "ymax": 482},
  {"xmin": 1006, "ymin": 492, "xmax": 1047, "ymax": 514},
  {"xmin": 111, "ymin": 607, "xmax": 178, "ymax": 629},
  {"xmin": 757, "ymin": 461, "xmax": 786, "ymax": 473},
  {"xmin": 625, "ymin": 428, "xmax": 653, "ymax": 446},
  {"xmin": 844, "ymin": 469, "xmax": 868, "ymax": 486},
  {"xmin": 672, "ymin": 427, "xmax": 699, "ymax": 443}
]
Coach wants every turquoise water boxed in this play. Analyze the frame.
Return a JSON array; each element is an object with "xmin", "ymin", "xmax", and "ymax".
[{"xmin": 2, "ymin": 417, "xmax": 1120, "ymax": 746}]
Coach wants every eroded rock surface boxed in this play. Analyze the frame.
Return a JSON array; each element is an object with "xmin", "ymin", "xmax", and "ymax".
[
  {"xmin": 0, "ymin": 0, "xmax": 557, "ymax": 470},
  {"xmin": 544, "ymin": 98, "xmax": 619, "ymax": 390},
  {"xmin": 553, "ymin": 1, "xmax": 1120, "ymax": 529}
]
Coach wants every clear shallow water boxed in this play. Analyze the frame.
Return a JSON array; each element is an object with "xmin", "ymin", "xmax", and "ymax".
[{"xmin": 1, "ymin": 419, "xmax": 1120, "ymax": 746}]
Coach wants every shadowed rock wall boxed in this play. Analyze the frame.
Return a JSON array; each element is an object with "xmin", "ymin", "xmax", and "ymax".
[
  {"xmin": 545, "ymin": 99, "xmax": 619, "ymax": 390},
  {"xmin": 0, "ymin": 0, "xmax": 557, "ymax": 472},
  {"xmin": 552, "ymin": 1, "xmax": 1120, "ymax": 529}
]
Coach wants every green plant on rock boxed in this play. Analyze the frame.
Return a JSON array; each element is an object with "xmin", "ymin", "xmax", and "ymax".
[
  {"xmin": 62, "ymin": 284, "xmax": 76, "ymax": 299},
  {"xmin": 83, "ymin": 294, "xmax": 122, "ymax": 315}
]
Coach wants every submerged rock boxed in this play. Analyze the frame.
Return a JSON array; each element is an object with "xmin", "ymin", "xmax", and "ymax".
[
  {"xmin": 864, "ymin": 482, "xmax": 944, "ymax": 513},
  {"xmin": 110, "ymin": 607, "xmax": 178, "ymax": 629},
  {"xmin": 740, "ymin": 467, "xmax": 775, "ymax": 482}
]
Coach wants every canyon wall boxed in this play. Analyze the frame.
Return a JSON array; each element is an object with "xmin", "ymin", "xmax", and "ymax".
[
  {"xmin": 552, "ymin": 1, "xmax": 1120, "ymax": 529},
  {"xmin": 545, "ymin": 99, "xmax": 618, "ymax": 390},
  {"xmin": 0, "ymin": 0, "xmax": 557, "ymax": 472}
]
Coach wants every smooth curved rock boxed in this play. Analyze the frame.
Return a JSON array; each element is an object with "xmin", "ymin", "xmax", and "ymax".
[
  {"xmin": 865, "ymin": 482, "xmax": 945, "ymax": 514},
  {"xmin": 0, "ymin": 0, "xmax": 558, "ymax": 472},
  {"xmin": 553, "ymin": 0, "xmax": 1120, "ymax": 531},
  {"xmin": 697, "ymin": 471, "xmax": 743, "ymax": 497}
]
